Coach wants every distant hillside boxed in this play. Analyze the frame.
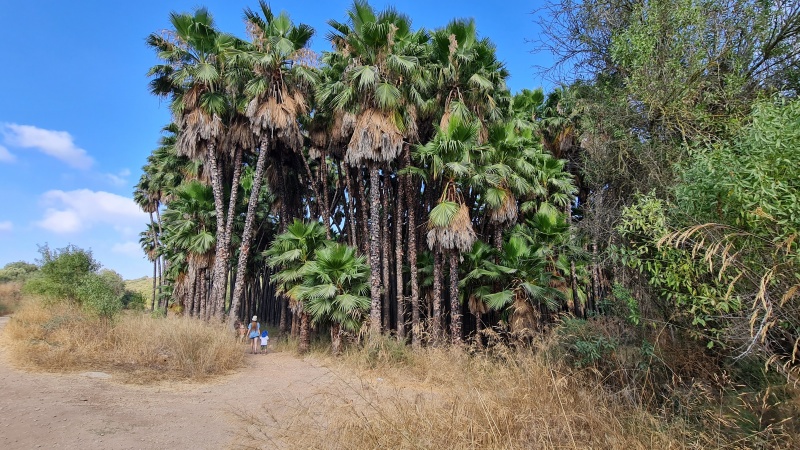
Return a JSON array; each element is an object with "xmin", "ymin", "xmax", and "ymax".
[{"xmin": 125, "ymin": 277, "xmax": 154, "ymax": 303}]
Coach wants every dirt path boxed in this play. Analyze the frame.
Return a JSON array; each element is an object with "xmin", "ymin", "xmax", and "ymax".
[{"xmin": 0, "ymin": 316, "xmax": 357, "ymax": 449}]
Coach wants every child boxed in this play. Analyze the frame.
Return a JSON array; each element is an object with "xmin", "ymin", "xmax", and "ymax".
[
  {"xmin": 259, "ymin": 329, "xmax": 269, "ymax": 354},
  {"xmin": 234, "ymin": 320, "xmax": 246, "ymax": 344}
]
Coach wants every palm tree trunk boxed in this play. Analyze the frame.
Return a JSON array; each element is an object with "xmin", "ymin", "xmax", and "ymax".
[
  {"xmin": 151, "ymin": 259, "xmax": 157, "ymax": 311},
  {"xmin": 395, "ymin": 168, "xmax": 406, "ymax": 340},
  {"xmin": 494, "ymin": 226, "xmax": 503, "ymax": 253},
  {"xmin": 156, "ymin": 255, "xmax": 162, "ymax": 311},
  {"xmin": 299, "ymin": 311, "xmax": 310, "ymax": 353},
  {"xmin": 368, "ymin": 163, "xmax": 382, "ymax": 342},
  {"xmin": 449, "ymin": 250, "xmax": 462, "ymax": 345},
  {"xmin": 320, "ymin": 152, "xmax": 332, "ymax": 239},
  {"xmin": 405, "ymin": 149, "xmax": 420, "ymax": 349},
  {"xmin": 197, "ymin": 268, "xmax": 206, "ymax": 319},
  {"xmin": 344, "ymin": 163, "xmax": 358, "ymax": 248},
  {"xmin": 570, "ymin": 259, "xmax": 580, "ymax": 316},
  {"xmin": 221, "ymin": 146, "xmax": 243, "ymax": 309},
  {"xmin": 207, "ymin": 146, "xmax": 230, "ymax": 320},
  {"xmin": 279, "ymin": 297, "xmax": 288, "ymax": 334},
  {"xmin": 357, "ymin": 169, "xmax": 370, "ymax": 255},
  {"xmin": 228, "ymin": 139, "xmax": 269, "ymax": 327},
  {"xmin": 475, "ymin": 314, "xmax": 483, "ymax": 347},
  {"xmin": 381, "ymin": 176, "xmax": 391, "ymax": 332},
  {"xmin": 147, "ymin": 211, "xmax": 157, "ymax": 310},
  {"xmin": 432, "ymin": 249, "xmax": 443, "ymax": 345},
  {"xmin": 291, "ymin": 310, "xmax": 299, "ymax": 338},
  {"xmin": 331, "ymin": 322, "xmax": 342, "ymax": 356},
  {"xmin": 155, "ymin": 207, "xmax": 165, "ymax": 308}
]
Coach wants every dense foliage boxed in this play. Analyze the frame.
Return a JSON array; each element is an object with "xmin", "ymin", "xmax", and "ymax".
[{"xmin": 22, "ymin": 245, "xmax": 140, "ymax": 319}]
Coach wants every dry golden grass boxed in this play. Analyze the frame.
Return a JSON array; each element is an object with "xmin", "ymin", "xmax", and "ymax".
[
  {"xmin": 236, "ymin": 337, "xmax": 691, "ymax": 450},
  {"xmin": 0, "ymin": 282, "xmax": 23, "ymax": 316},
  {"xmin": 2, "ymin": 298, "xmax": 244, "ymax": 383}
]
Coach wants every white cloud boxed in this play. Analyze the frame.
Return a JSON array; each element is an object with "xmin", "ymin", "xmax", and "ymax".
[
  {"xmin": 0, "ymin": 145, "xmax": 15, "ymax": 163},
  {"xmin": 105, "ymin": 168, "xmax": 131, "ymax": 187},
  {"xmin": 0, "ymin": 220, "xmax": 12, "ymax": 232},
  {"xmin": 112, "ymin": 241, "xmax": 144, "ymax": 258},
  {"xmin": 3, "ymin": 123, "xmax": 93, "ymax": 169},
  {"xmin": 35, "ymin": 189, "xmax": 148, "ymax": 234}
]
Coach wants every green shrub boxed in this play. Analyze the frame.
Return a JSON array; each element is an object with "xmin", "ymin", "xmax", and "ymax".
[
  {"xmin": 121, "ymin": 290, "xmax": 146, "ymax": 310},
  {"xmin": 77, "ymin": 274, "xmax": 123, "ymax": 319},
  {"xmin": 556, "ymin": 317, "xmax": 619, "ymax": 369},
  {"xmin": 23, "ymin": 244, "xmax": 100, "ymax": 302}
]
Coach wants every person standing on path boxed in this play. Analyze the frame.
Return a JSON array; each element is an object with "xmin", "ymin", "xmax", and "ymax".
[{"xmin": 247, "ymin": 316, "xmax": 260, "ymax": 354}]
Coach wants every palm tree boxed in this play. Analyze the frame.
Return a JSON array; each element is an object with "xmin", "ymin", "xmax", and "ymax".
[
  {"xmin": 296, "ymin": 243, "xmax": 371, "ymax": 355},
  {"xmin": 429, "ymin": 18, "xmax": 509, "ymax": 138},
  {"xmin": 160, "ymin": 181, "xmax": 217, "ymax": 317},
  {"xmin": 418, "ymin": 116, "xmax": 480, "ymax": 344},
  {"xmin": 138, "ymin": 221, "xmax": 160, "ymax": 310},
  {"xmin": 326, "ymin": 0, "xmax": 426, "ymax": 342},
  {"xmin": 147, "ymin": 8, "xmax": 239, "ymax": 319},
  {"xmin": 228, "ymin": 2, "xmax": 317, "ymax": 327},
  {"xmin": 413, "ymin": 18, "xmax": 510, "ymax": 344},
  {"xmin": 264, "ymin": 220, "xmax": 328, "ymax": 352}
]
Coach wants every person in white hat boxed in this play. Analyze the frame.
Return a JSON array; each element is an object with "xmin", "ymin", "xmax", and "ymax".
[{"xmin": 247, "ymin": 316, "xmax": 261, "ymax": 354}]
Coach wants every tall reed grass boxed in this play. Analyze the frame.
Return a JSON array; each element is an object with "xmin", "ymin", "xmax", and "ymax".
[{"xmin": 1, "ymin": 298, "xmax": 243, "ymax": 382}]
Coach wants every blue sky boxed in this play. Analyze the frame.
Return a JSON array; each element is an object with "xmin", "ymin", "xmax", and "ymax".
[{"xmin": 0, "ymin": 0, "xmax": 554, "ymax": 279}]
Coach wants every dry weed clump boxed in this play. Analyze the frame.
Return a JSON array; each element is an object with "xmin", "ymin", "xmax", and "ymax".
[
  {"xmin": 1, "ymin": 299, "xmax": 243, "ymax": 382},
  {"xmin": 0, "ymin": 282, "xmax": 23, "ymax": 316}
]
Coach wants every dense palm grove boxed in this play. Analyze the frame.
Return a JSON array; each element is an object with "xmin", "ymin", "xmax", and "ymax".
[
  {"xmin": 136, "ymin": 1, "xmax": 579, "ymax": 348},
  {"xmin": 136, "ymin": 0, "xmax": 800, "ymax": 438}
]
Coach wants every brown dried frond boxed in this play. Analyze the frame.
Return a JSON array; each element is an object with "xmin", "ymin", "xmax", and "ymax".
[
  {"xmin": 439, "ymin": 100, "xmax": 452, "ymax": 130},
  {"xmin": 246, "ymin": 91, "xmax": 305, "ymax": 150},
  {"xmin": 426, "ymin": 203, "xmax": 477, "ymax": 253},
  {"xmin": 309, "ymin": 129, "xmax": 328, "ymax": 150},
  {"xmin": 387, "ymin": 24, "xmax": 399, "ymax": 49},
  {"xmin": 490, "ymin": 189, "xmax": 518, "ymax": 225},
  {"xmin": 468, "ymin": 294, "xmax": 488, "ymax": 316},
  {"xmin": 188, "ymin": 251, "xmax": 215, "ymax": 270},
  {"xmin": 221, "ymin": 118, "xmax": 256, "ymax": 155},
  {"xmin": 510, "ymin": 292, "xmax": 536, "ymax": 333},
  {"xmin": 292, "ymin": 47, "xmax": 319, "ymax": 69},
  {"xmin": 345, "ymin": 109, "xmax": 403, "ymax": 166},
  {"xmin": 176, "ymin": 109, "xmax": 223, "ymax": 160},
  {"xmin": 329, "ymin": 111, "xmax": 357, "ymax": 154}
]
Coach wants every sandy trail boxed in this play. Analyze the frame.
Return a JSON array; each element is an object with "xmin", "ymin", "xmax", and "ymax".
[{"xmin": 0, "ymin": 316, "xmax": 356, "ymax": 449}]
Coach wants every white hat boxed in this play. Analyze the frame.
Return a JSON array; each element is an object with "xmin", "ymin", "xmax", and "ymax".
[{"xmin": 252, "ymin": 316, "xmax": 258, "ymax": 321}]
